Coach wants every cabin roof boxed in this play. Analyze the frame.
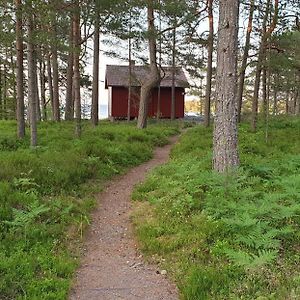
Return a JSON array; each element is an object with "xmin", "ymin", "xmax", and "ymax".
[{"xmin": 105, "ymin": 65, "xmax": 189, "ymax": 89}]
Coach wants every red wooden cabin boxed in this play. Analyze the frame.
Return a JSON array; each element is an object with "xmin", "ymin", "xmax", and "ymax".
[{"xmin": 105, "ymin": 64, "xmax": 189, "ymax": 119}]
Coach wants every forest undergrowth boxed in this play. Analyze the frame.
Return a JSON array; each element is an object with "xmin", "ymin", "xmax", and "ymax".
[
  {"xmin": 0, "ymin": 120, "xmax": 179, "ymax": 300},
  {"xmin": 132, "ymin": 117, "xmax": 300, "ymax": 300}
]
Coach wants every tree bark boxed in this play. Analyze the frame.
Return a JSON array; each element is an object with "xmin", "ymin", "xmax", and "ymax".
[
  {"xmin": 213, "ymin": 0, "xmax": 240, "ymax": 173},
  {"xmin": 73, "ymin": 0, "xmax": 81, "ymax": 137},
  {"xmin": 262, "ymin": 66, "xmax": 267, "ymax": 121},
  {"xmin": 251, "ymin": 0, "xmax": 270, "ymax": 132},
  {"xmin": 27, "ymin": 1, "xmax": 37, "ymax": 147},
  {"xmin": 137, "ymin": 1, "xmax": 160, "ymax": 129},
  {"xmin": 204, "ymin": 0, "xmax": 214, "ymax": 127},
  {"xmin": 39, "ymin": 57, "xmax": 47, "ymax": 121},
  {"xmin": 15, "ymin": 0, "xmax": 25, "ymax": 138},
  {"xmin": 237, "ymin": 0, "xmax": 255, "ymax": 123},
  {"xmin": 171, "ymin": 25, "xmax": 176, "ymax": 120},
  {"xmin": 51, "ymin": 15, "xmax": 60, "ymax": 122},
  {"xmin": 34, "ymin": 50, "xmax": 41, "ymax": 122},
  {"xmin": 46, "ymin": 53, "xmax": 54, "ymax": 119},
  {"xmin": 91, "ymin": 8, "xmax": 100, "ymax": 126},
  {"xmin": 286, "ymin": 91, "xmax": 289, "ymax": 115},
  {"xmin": 127, "ymin": 38, "xmax": 132, "ymax": 122},
  {"xmin": 65, "ymin": 19, "xmax": 74, "ymax": 120},
  {"xmin": 251, "ymin": 0, "xmax": 278, "ymax": 131}
]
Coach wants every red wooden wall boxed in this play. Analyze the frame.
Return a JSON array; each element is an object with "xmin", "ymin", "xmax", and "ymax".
[{"xmin": 110, "ymin": 86, "xmax": 184, "ymax": 119}]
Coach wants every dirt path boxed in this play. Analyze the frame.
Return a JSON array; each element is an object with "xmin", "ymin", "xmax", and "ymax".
[{"xmin": 69, "ymin": 135, "xmax": 180, "ymax": 300}]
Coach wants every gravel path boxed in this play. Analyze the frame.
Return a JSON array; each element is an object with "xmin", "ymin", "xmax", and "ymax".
[{"xmin": 69, "ymin": 135, "xmax": 180, "ymax": 300}]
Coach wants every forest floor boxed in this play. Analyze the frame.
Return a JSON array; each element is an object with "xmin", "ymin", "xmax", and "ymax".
[{"xmin": 69, "ymin": 134, "xmax": 180, "ymax": 300}]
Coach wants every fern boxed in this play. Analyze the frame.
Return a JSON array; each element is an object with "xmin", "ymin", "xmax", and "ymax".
[
  {"xmin": 224, "ymin": 248, "xmax": 252, "ymax": 267},
  {"xmin": 4, "ymin": 201, "xmax": 50, "ymax": 228}
]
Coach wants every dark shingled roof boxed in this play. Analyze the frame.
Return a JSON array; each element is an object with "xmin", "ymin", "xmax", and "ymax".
[{"xmin": 105, "ymin": 65, "xmax": 189, "ymax": 88}]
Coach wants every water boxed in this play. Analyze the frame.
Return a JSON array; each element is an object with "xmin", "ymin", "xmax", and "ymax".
[{"xmin": 100, "ymin": 104, "xmax": 108, "ymax": 119}]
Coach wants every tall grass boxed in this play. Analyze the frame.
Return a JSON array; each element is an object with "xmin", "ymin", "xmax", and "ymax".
[
  {"xmin": 132, "ymin": 116, "xmax": 300, "ymax": 299},
  {"xmin": 0, "ymin": 120, "xmax": 180, "ymax": 300}
]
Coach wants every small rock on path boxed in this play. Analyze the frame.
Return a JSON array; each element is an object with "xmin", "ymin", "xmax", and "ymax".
[{"xmin": 69, "ymin": 135, "xmax": 180, "ymax": 300}]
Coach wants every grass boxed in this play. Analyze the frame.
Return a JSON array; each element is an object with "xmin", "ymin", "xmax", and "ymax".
[
  {"xmin": 0, "ymin": 119, "xmax": 180, "ymax": 300},
  {"xmin": 132, "ymin": 116, "xmax": 300, "ymax": 300}
]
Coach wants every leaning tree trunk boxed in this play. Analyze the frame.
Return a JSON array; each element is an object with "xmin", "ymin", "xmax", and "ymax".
[
  {"xmin": 73, "ymin": 0, "xmax": 81, "ymax": 137},
  {"xmin": 137, "ymin": 1, "xmax": 160, "ymax": 129},
  {"xmin": 15, "ymin": 0, "xmax": 25, "ymax": 139},
  {"xmin": 27, "ymin": 2, "xmax": 37, "ymax": 147},
  {"xmin": 204, "ymin": 0, "xmax": 214, "ymax": 127},
  {"xmin": 213, "ymin": 0, "xmax": 240, "ymax": 173},
  {"xmin": 237, "ymin": 0, "xmax": 255, "ymax": 123},
  {"xmin": 91, "ymin": 9, "xmax": 100, "ymax": 126}
]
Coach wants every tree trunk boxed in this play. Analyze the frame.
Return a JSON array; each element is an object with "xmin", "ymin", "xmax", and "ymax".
[
  {"xmin": 156, "ymin": 6, "xmax": 162, "ymax": 120},
  {"xmin": 27, "ymin": 2, "xmax": 37, "ymax": 147},
  {"xmin": 65, "ymin": 19, "xmax": 74, "ymax": 120},
  {"xmin": 213, "ymin": 0, "xmax": 240, "ymax": 173},
  {"xmin": 286, "ymin": 91, "xmax": 289, "ymax": 115},
  {"xmin": 127, "ymin": 38, "xmax": 132, "ymax": 122},
  {"xmin": 237, "ymin": 0, "xmax": 255, "ymax": 123},
  {"xmin": 51, "ymin": 19, "xmax": 60, "ymax": 121},
  {"xmin": 34, "ymin": 51, "xmax": 41, "ymax": 122},
  {"xmin": 251, "ymin": 0, "xmax": 278, "ymax": 131},
  {"xmin": 204, "ymin": 0, "xmax": 214, "ymax": 127},
  {"xmin": 262, "ymin": 66, "xmax": 267, "ymax": 121},
  {"xmin": 251, "ymin": 0, "xmax": 270, "ymax": 132},
  {"xmin": 137, "ymin": 1, "xmax": 160, "ymax": 129},
  {"xmin": 73, "ymin": 0, "xmax": 81, "ymax": 137},
  {"xmin": 91, "ymin": 9, "xmax": 100, "ymax": 126},
  {"xmin": 46, "ymin": 53, "xmax": 54, "ymax": 119},
  {"xmin": 39, "ymin": 57, "xmax": 47, "ymax": 121},
  {"xmin": 15, "ymin": 0, "xmax": 25, "ymax": 138},
  {"xmin": 171, "ymin": 25, "xmax": 176, "ymax": 120}
]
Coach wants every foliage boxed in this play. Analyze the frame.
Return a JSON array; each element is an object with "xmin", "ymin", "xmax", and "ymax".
[
  {"xmin": 132, "ymin": 117, "xmax": 300, "ymax": 299},
  {"xmin": 0, "ymin": 119, "xmax": 179, "ymax": 299}
]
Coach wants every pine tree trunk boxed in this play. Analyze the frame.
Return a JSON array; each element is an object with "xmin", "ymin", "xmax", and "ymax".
[
  {"xmin": 213, "ymin": 0, "xmax": 240, "ymax": 173},
  {"xmin": 46, "ymin": 53, "xmax": 54, "ymax": 119},
  {"xmin": 127, "ymin": 38, "xmax": 132, "ymax": 122},
  {"xmin": 204, "ymin": 0, "xmax": 214, "ymax": 127},
  {"xmin": 137, "ymin": 1, "xmax": 160, "ymax": 129},
  {"xmin": 65, "ymin": 19, "xmax": 74, "ymax": 120},
  {"xmin": 286, "ymin": 91, "xmax": 289, "ymax": 115},
  {"xmin": 39, "ymin": 57, "xmax": 47, "ymax": 121},
  {"xmin": 51, "ymin": 29, "xmax": 60, "ymax": 121},
  {"xmin": 91, "ymin": 10, "xmax": 99, "ymax": 126},
  {"xmin": 3, "ymin": 55, "xmax": 7, "ymax": 120},
  {"xmin": 15, "ymin": 0, "xmax": 25, "ymax": 138},
  {"xmin": 73, "ymin": 0, "xmax": 81, "ymax": 137},
  {"xmin": 251, "ymin": 0, "xmax": 278, "ymax": 131},
  {"xmin": 27, "ymin": 2, "xmax": 37, "ymax": 147},
  {"xmin": 262, "ymin": 66, "xmax": 267, "ymax": 122},
  {"xmin": 10, "ymin": 47, "xmax": 17, "ymax": 118},
  {"xmin": 34, "ymin": 51, "xmax": 41, "ymax": 122},
  {"xmin": 237, "ymin": 0, "xmax": 255, "ymax": 123},
  {"xmin": 171, "ymin": 25, "xmax": 176, "ymax": 120},
  {"xmin": 251, "ymin": 0, "xmax": 270, "ymax": 132}
]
